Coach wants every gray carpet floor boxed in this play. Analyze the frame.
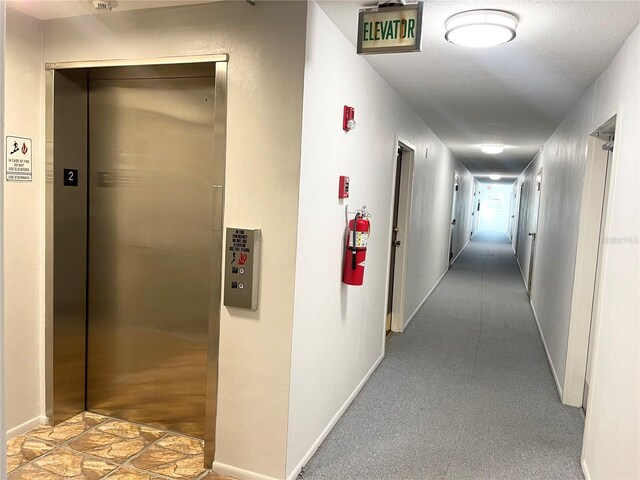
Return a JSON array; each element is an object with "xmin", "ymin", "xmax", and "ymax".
[{"xmin": 301, "ymin": 232, "xmax": 585, "ymax": 480}]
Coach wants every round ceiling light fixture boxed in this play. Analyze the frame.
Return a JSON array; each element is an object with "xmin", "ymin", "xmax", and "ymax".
[
  {"xmin": 445, "ymin": 10, "xmax": 518, "ymax": 48},
  {"xmin": 489, "ymin": 175, "xmax": 502, "ymax": 181},
  {"xmin": 481, "ymin": 144, "xmax": 505, "ymax": 154}
]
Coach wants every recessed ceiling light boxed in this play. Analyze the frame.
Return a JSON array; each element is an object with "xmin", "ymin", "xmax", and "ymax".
[
  {"xmin": 481, "ymin": 144, "xmax": 504, "ymax": 154},
  {"xmin": 445, "ymin": 10, "xmax": 518, "ymax": 48},
  {"xmin": 489, "ymin": 175, "xmax": 502, "ymax": 181}
]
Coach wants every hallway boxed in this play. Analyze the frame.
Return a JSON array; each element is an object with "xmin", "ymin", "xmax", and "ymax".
[
  {"xmin": 2, "ymin": 3, "xmax": 638, "ymax": 479},
  {"xmin": 303, "ymin": 232, "xmax": 584, "ymax": 479}
]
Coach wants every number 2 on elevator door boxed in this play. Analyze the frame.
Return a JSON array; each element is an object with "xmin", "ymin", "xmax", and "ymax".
[{"xmin": 64, "ymin": 168, "xmax": 79, "ymax": 187}]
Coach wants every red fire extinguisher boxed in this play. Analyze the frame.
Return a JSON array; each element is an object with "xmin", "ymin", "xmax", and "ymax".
[{"xmin": 343, "ymin": 209, "xmax": 371, "ymax": 286}]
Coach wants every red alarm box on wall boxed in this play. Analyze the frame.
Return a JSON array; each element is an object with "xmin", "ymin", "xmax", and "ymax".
[
  {"xmin": 343, "ymin": 106, "xmax": 355, "ymax": 132},
  {"xmin": 339, "ymin": 176, "xmax": 350, "ymax": 199}
]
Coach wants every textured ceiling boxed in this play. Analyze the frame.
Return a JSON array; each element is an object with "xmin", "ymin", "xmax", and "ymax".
[
  {"xmin": 9, "ymin": 0, "xmax": 639, "ymax": 177},
  {"xmin": 318, "ymin": 0, "xmax": 640, "ymax": 176},
  {"xmin": 7, "ymin": 0, "xmax": 216, "ymax": 20}
]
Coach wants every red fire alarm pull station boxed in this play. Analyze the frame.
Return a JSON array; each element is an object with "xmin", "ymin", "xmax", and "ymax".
[
  {"xmin": 343, "ymin": 105, "xmax": 356, "ymax": 132},
  {"xmin": 339, "ymin": 176, "xmax": 350, "ymax": 199}
]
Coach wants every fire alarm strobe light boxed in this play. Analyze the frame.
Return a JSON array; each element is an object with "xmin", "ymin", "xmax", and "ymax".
[{"xmin": 343, "ymin": 105, "xmax": 356, "ymax": 132}]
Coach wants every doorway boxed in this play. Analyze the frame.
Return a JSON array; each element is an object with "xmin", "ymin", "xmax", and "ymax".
[
  {"xmin": 448, "ymin": 173, "xmax": 459, "ymax": 265},
  {"xmin": 509, "ymin": 184, "xmax": 518, "ymax": 242},
  {"xmin": 582, "ymin": 121, "xmax": 615, "ymax": 413},
  {"xmin": 515, "ymin": 182, "xmax": 526, "ymax": 255},
  {"xmin": 563, "ymin": 115, "xmax": 617, "ymax": 408},
  {"xmin": 45, "ymin": 58, "xmax": 227, "ymax": 466},
  {"xmin": 478, "ymin": 184, "xmax": 511, "ymax": 233},
  {"xmin": 386, "ymin": 142, "xmax": 414, "ymax": 334},
  {"xmin": 471, "ymin": 183, "xmax": 480, "ymax": 236},
  {"xmin": 526, "ymin": 168, "xmax": 543, "ymax": 297}
]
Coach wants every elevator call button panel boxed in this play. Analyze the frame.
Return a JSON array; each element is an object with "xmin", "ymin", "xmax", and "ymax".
[{"xmin": 224, "ymin": 228, "xmax": 261, "ymax": 310}]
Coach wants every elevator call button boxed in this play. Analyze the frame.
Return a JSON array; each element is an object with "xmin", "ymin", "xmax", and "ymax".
[{"xmin": 224, "ymin": 228, "xmax": 261, "ymax": 310}]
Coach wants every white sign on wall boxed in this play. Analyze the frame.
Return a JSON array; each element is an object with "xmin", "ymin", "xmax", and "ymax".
[{"xmin": 6, "ymin": 136, "xmax": 32, "ymax": 182}]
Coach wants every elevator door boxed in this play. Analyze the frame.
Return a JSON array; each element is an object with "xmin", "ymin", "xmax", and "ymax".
[{"xmin": 87, "ymin": 72, "xmax": 215, "ymax": 438}]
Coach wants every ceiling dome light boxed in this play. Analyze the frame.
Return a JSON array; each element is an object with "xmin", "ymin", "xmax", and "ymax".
[
  {"xmin": 445, "ymin": 10, "xmax": 517, "ymax": 48},
  {"xmin": 481, "ymin": 144, "xmax": 504, "ymax": 154},
  {"xmin": 489, "ymin": 175, "xmax": 502, "ymax": 181}
]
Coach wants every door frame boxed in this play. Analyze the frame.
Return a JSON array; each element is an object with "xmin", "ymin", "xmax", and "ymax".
[
  {"xmin": 44, "ymin": 54, "xmax": 228, "ymax": 468},
  {"xmin": 471, "ymin": 180, "xmax": 480, "ymax": 237},
  {"xmin": 0, "ymin": 2, "xmax": 6, "ymax": 472},
  {"xmin": 514, "ymin": 182, "xmax": 526, "ymax": 255},
  {"xmin": 386, "ymin": 137, "xmax": 415, "ymax": 334},
  {"xmin": 447, "ymin": 171, "xmax": 459, "ymax": 266},
  {"xmin": 508, "ymin": 183, "xmax": 518, "ymax": 242},
  {"xmin": 563, "ymin": 110, "xmax": 620, "ymax": 408},
  {"xmin": 527, "ymin": 167, "xmax": 543, "ymax": 297}
]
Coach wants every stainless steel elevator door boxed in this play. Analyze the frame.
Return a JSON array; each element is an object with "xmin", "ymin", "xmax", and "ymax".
[{"xmin": 87, "ymin": 73, "xmax": 215, "ymax": 438}]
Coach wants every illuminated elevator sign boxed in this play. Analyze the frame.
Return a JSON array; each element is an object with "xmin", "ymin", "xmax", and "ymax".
[{"xmin": 357, "ymin": 3, "xmax": 424, "ymax": 55}]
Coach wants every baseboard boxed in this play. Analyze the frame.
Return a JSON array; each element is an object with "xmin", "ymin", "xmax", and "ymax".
[
  {"xmin": 7, "ymin": 415, "xmax": 47, "ymax": 440},
  {"xmin": 404, "ymin": 268, "xmax": 448, "ymax": 330},
  {"xmin": 515, "ymin": 255, "xmax": 528, "ymax": 289},
  {"xmin": 451, "ymin": 238, "xmax": 470, "ymax": 266},
  {"xmin": 516, "ymin": 247, "xmax": 562, "ymax": 400},
  {"xmin": 530, "ymin": 301, "xmax": 563, "ymax": 399},
  {"xmin": 212, "ymin": 462, "xmax": 279, "ymax": 480},
  {"xmin": 285, "ymin": 353, "xmax": 385, "ymax": 480},
  {"xmin": 581, "ymin": 458, "xmax": 592, "ymax": 480}
]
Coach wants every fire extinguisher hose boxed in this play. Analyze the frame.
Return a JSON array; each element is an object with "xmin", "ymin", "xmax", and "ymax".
[{"xmin": 351, "ymin": 212, "xmax": 360, "ymax": 270}]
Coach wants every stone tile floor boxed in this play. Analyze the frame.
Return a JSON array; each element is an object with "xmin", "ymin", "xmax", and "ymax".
[{"xmin": 5, "ymin": 412, "xmax": 235, "ymax": 480}]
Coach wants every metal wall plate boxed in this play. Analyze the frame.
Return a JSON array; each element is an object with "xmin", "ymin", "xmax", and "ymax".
[{"xmin": 224, "ymin": 228, "xmax": 261, "ymax": 310}]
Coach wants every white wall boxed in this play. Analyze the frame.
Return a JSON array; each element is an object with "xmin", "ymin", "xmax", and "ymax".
[
  {"xmin": 3, "ymin": 8, "xmax": 45, "ymax": 436},
  {"xmin": 477, "ymin": 183, "xmax": 512, "ymax": 233},
  {"xmin": 580, "ymin": 24, "xmax": 639, "ymax": 480},
  {"xmin": 517, "ymin": 24, "xmax": 639, "ymax": 479},
  {"xmin": 286, "ymin": 3, "xmax": 472, "ymax": 478},
  {"xmin": 5, "ymin": 3, "xmax": 308, "ymax": 478},
  {"xmin": 1, "ymin": 1, "xmax": 7, "ymax": 475},
  {"xmin": 404, "ymin": 140, "xmax": 472, "ymax": 318}
]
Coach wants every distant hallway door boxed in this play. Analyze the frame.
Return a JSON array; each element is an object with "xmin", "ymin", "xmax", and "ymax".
[
  {"xmin": 527, "ymin": 168, "xmax": 543, "ymax": 297},
  {"xmin": 386, "ymin": 148, "xmax": 403, "ymax": 334}
]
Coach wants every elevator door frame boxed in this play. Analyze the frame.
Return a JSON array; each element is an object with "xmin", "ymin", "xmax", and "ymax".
[{"xmin": 45, "ymin": 54, "xmax": 228, "ymax": 468}]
